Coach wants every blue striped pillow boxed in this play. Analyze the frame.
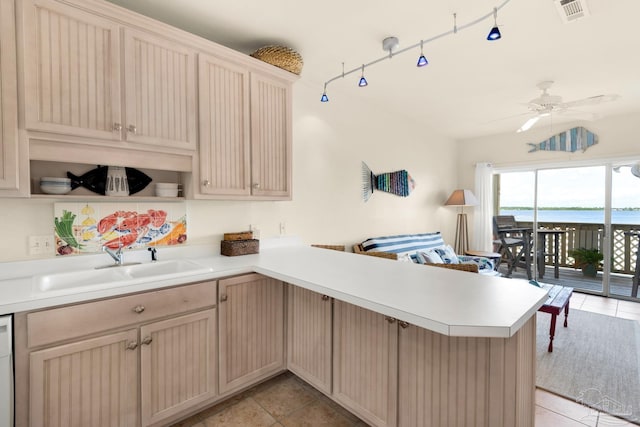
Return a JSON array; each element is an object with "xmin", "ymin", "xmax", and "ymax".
[{"xmin": 362, "ymin": 233, "xmax": 446, "ymax": 259}]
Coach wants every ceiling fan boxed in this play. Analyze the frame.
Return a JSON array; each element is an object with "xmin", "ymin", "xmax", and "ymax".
[{"xmin": 516, "ymin": 81, "xmax": 619, "ymax": 133}]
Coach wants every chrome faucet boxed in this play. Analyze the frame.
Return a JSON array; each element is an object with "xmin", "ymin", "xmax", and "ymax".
[{"xmin": 102, "ymin": 244, "xmax": 124, "ymax": 265}]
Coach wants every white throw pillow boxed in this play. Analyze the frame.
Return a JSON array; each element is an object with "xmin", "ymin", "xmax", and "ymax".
[{"xmin": 418, "ymin": 249, "xmax": 444, "ymax": 264}]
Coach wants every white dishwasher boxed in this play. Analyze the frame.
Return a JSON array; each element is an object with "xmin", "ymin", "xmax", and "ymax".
[{"xmin": 0, "ymin": 316, "xmax": 12, "ymax": 427}]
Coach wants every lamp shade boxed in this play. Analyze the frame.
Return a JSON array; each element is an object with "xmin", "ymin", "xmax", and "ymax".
[{"xmin": 444, "ymin": 189, "xmax": 478, "ymax": 207}]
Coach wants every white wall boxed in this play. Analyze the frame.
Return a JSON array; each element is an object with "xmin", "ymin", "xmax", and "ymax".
[{"xmin": 0, "ymin": 78, "xmax": 458, "ymax": 262}]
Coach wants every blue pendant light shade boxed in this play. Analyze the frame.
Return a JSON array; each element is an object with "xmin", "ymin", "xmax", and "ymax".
[
  {"xmin": 358, "ymin": 64, "xmax": 368, "ymax": 87},
  {"xmin": 320, "ymin": 83, "xmax": 329, "ymax": 102},
  {"xmin": 487, "ymin": 7, "xmax": 501, "ymax": 41},
  {"xmin": 416, "ymin": 41, "xmax": 428, "ymax": 67}
]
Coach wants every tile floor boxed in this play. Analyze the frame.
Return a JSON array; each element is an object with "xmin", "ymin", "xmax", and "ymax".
[{"xmin": 172, "ymin": 292, "xmax": 640, "ymax": 427}]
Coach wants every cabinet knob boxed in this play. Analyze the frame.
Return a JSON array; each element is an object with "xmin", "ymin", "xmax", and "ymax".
[
  {"xmin": 132, "ymin": 305, "xmax": 145, "ymax": 314},
  {"xmin": 385, "ymin": 316, "xmax": 396, "ymax": 324},
  {"xmin": 220, "ymin": 294, "xmax": 228, "ymax": 302},
  {"xmin": 321, "ymin": 295, "xmax": 330, "ymax": 301},
  {"xmin": 203, "ymin": 180, "xmax": 211, "ymax": 187},
  {"xmin": 127, "ymin": 125, "xmax": 137, "ymax": 134},
  {"xmin": 113, "ymin": 122, "xmax": 122, "ymax": 131},
  {"xmin": 399, "ymin": 321, "xmax": 410, "ymax": 329},
  {"xmin": 126, "ymin": 341, "xmax": 138, "ymax": 350},
  {"xmin": 141, "ymin": 336, "xmax": 153, "ymax": 346}
]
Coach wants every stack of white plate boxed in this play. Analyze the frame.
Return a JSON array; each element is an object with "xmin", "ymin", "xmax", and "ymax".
[
  {"xmin": 155, "ymin": 182, "xmax": 180, "ymax": 197},
  {"xmin": 40, "ymin": 177, "xmax": 72, "ymax": 195}
]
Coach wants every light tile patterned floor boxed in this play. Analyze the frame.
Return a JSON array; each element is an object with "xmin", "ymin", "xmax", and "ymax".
[{"xmin": 172, "ymin": 292, "xmax": 639, "ymax": 427}]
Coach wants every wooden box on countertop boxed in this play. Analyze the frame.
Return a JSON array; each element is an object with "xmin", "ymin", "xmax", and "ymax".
[{"xmin": 223, "ymin": 231, "xmax": 254, "ymax": 241}]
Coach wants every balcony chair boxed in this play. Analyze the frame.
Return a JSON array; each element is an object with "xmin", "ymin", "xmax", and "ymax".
[{"xmin": 493, "ymin": 215, "xmax": 532, "ymax": 279}]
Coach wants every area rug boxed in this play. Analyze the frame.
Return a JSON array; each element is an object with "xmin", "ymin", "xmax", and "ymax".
[{"xmin": 536, "ymin": 309, "xmax": 640, "ymax": 424}]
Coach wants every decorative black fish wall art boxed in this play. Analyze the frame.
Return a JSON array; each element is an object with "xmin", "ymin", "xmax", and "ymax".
[
  {"xmin": 362, "ymin": 162, "xmax": 415, "ymax": 202},
  {"xmin": 67, "ymin": 166, "xmax": 152, "ymax": 195}
]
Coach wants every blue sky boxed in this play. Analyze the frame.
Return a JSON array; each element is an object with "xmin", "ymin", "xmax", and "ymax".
[{"xmin": 499, "ymin": 166, "xmax": 640, "ymax": 208}]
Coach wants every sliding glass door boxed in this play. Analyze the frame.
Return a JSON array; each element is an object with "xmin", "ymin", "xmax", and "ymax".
[
  {"xmin": 497, "ymin": 162, "xmax": 640, "ymax": 299},
  {"xmin": 536, "ymin": 166, "xmax": 605, "ymax": 293}
]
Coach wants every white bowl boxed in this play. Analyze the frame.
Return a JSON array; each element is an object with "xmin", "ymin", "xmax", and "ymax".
[
  {"xmin": 155, "ymin": 188, "xmax": 179, "ymax": 197},
  {"xmin": 40, "ymin": 177, "xmax": 71, "ymax": 195},
  {"xmin": 155, "ymin": 182, "xmax": 179, "ymax": 189}
]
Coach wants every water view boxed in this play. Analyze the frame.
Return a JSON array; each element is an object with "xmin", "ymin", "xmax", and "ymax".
[{"xmin": 500, "ymin": 208, "xmax": 640, "ymax": 225}]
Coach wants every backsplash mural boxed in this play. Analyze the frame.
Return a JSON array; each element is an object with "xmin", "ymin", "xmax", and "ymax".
[{"xmin": 54, "ymin": 202, "xmax": 187, "ymax": 256}]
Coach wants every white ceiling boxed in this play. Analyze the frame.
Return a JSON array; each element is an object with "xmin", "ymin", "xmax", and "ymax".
[{"xmin": 107, "ymin": 0, "xmax": 640, "ymax": 140}]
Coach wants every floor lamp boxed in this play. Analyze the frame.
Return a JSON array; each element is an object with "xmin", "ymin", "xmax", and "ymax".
[{"xmin": 445, "ymin": 189, "xmax": 478, "ymax": 254}]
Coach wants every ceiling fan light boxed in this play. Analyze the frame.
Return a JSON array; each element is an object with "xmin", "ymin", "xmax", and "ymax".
[
  {"xmin": 487, "ymin": 26, "xmax": 501, "ymax": 40},
  {"xmin": 517, "ymin": 116, "xmax": 540, "ymax": 133},
  {"xmin": 417, "ymin": 55, "xmax": 428, "ymax": 67}
]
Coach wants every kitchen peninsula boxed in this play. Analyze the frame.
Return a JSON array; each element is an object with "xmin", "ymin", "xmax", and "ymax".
[{"xmin": 0, "ymin": 240, "xmax": 547, "ymax": 427}]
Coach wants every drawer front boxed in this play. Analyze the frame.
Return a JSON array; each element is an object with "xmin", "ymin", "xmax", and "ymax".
[{"xmin": 27, "ymin": 280, "xmax": 216, "ymax": 348}]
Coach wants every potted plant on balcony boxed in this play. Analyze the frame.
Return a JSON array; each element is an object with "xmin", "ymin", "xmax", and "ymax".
[{"xmin": 569, "ymin": 247, "xmax": 604, "ymax": 277}]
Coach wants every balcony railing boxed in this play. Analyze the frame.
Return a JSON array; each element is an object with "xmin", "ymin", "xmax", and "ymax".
[{"xmin": 516, "ymin": 221, "xmax": 639, "ymax": 274}]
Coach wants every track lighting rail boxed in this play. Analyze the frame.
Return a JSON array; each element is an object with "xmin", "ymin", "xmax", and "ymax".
[{"xmin": 320, "ymin": 0, "xmax": 513, "ymax": 102}]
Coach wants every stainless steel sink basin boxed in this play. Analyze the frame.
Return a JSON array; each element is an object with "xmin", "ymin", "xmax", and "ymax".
[{"xmin": 33, "ymin": 259, "xmax": 212, "ymax": 295}]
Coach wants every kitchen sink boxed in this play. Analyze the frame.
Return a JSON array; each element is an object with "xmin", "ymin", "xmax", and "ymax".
[
  {"xmin": 123, "ymin": 259, "xmax": 212, "ymax": 279},
  {"xmin": 32, "ymin": 259, "xmax": 213, "ymax": 295}
]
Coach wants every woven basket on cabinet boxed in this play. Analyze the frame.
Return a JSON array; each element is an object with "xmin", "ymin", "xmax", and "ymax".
[{"xmin": 250, "ymin": 45, "xmax": 303, "ymax": 75}]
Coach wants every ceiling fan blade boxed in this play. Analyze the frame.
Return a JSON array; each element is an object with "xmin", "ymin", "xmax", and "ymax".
[
  {"xmin": 516, "ymin": 115, "xmax": 542, "ymax": 133},
  {"xmin": 562, "ymin": 94, "xmax": 619, "ymax": 108}
]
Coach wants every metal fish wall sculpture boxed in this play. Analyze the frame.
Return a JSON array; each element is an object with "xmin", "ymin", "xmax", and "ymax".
[
  {"xmin": 528, "ymin": 126, "xmax": 598, "ymax": 153},
  {"xmin": 362, "ymin": 162, "xmax": 415, "ymax": 202}
]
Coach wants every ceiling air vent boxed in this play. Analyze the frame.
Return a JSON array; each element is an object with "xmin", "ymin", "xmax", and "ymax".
[{"xmin": 554, "ymin": 0, "xmax": 590, "ymax": 23}]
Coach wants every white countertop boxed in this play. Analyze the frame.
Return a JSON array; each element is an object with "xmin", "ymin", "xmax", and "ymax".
[{"xmin": 0, "ymin": 239, "xmax": 548, "ymax": 338}]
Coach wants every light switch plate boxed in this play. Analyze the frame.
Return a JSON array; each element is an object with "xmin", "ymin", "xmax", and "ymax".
[{"xmin": 29, "ymin": 235, "xmax": 55, "ymax": 255}]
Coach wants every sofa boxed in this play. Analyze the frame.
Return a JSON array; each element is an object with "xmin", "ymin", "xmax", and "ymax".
[{"xmin": 353, "ymin": 232, "xmax": 499, "ymax": 276}]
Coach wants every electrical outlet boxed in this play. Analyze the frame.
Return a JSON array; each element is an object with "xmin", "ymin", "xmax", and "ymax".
[
  {"xmin": 29, "ymin": 235, "xmax": 55, "ymax": 255},
  {"xmin": 279, "ymin": 222, "xmax": 286, "ymax": 236}
]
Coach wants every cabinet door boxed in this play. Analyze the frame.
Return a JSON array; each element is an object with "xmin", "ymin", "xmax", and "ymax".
[
  {"xmin": 333, "ymin": 300, "xmax": 398, "ymax": 427},
  {"xmin": 29, "ymin": 329, "xmax": 138, "ymax": 427},
  {"xmin": 198, "ymin": 53, "xmax": 250, "ymax": 196},
  {"xmin": 397, "ymin": 318, "xmax": 536, "ymax": 427},
  {"xmin": 0, "ymin": 0, "xmax": 21, "ymax": 195},
  {"xmin": 22, "ymin": 0, "xmax": 122, "ymax": 140},
  {"xmin": 123, "ymin": 28, "xmax": 196, "ymax": 150},
  {"xmin": 218, "ymin": 274, "xmax": 284, "ymax": 394},
  {"xmin": 287, "ymin": 285, "xmax": 332, "ymax": 395},
  {"xmin": 249, "ymin": 72, "xmax": 292, "ymax": 199},
  {"xmin": 140, "ymin": 309, "xmax": 217, "ymax": 427}
]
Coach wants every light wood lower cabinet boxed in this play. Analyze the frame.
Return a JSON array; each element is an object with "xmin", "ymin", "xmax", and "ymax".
[
  {"xmin": 397, "ymin": 318, "xmax": 536, "ymax": 427},
  {"xmin": 333, "ymin": 300, "xmax": 398, "ymax": 427},
  {"xmin": 29, "ymin": 329, "xmax": 139, "ymax": 427},
  {"xmin": 287, "ymin": 285, "xmax": 332, "ymax": 395},
  {"xmin": 16, "ymin": 281, "xmax": 218, "ymax": 427},
  {"xmin": 140, "ymin": 310, "xmax": 217, "ymax": 426},
  {"xmin": 218, "ymin": 274, "xmax": 285, "ymax": 394}
]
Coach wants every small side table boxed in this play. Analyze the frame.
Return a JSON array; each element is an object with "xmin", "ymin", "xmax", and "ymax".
[
  {"xmin": 538, "ymin": 284, "xmax": 573, "ymax": 352},
  {"xmin": 464, "ymin": 250, "xmax": 501, "ymax": 270}
]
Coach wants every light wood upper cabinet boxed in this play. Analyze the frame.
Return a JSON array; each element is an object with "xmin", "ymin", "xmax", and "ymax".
[
  {"xmin": 140, "ymin": 309, "xmax": 217, "ymax": 427},
  {"xmin": 21, "ymin": 0, "xmax": 197, "ymax": 152},
  {"xmin": 249, "ymin": 72, "xmax": 292, "ymax": 198},
  {"xmin": 287, "ymin": 285, "xmax": 332, "ymax": 395},
  {"xmin": 0, "ymin": 0, "xmax": 25, "ymax": 196},
  {"xmin": 197, "ymin": 54, "xmax": 294, "ymax": 200},
  {"xmin": 123, "ymin": 28, "xmax": 197, "ymax": 150},
  {"xmin": 198, "ymin": 53, "xmax": 250, "ymax": 196},
  {"xmin": 218, "ymin": 274, "xmax": 285, "ymax": 394},
  {"xmin": 22, "ymin": 0, "xmax": 122, "ymax": 140},
  {"xmin": 333, "ymin": 300, "xmax": 398, "ymax": 427},
  {"xmin": 29, "ymin": 329, "xmax": 139, "ymax": 427}
]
